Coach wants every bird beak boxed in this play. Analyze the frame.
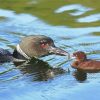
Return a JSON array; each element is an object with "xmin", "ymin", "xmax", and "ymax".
[{"xmin": 47, "ymin": 46, "xmax": 69, "ymax": 56}]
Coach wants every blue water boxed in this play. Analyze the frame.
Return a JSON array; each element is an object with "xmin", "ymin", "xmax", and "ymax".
[{"xmin": 0, "ymin": 0, "xmax": 100, "ymax": 100}]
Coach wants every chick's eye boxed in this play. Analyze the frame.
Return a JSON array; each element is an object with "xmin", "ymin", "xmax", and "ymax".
[
  {"xmin": 76, "ymin": 54, "xmax": 78, "ymax": 57},
  {"xmin": 74, "ymin": 54, "xmax": 77, "ymax": 57}
]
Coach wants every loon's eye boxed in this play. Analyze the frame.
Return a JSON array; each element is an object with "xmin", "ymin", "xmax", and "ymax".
[
  {"xmin": 41, "ymin": 43, "xmax": 46, "ymax": 47},
  {"xmin": 40, "ymin": 41, "xmax": 48, "ymax": 48}
]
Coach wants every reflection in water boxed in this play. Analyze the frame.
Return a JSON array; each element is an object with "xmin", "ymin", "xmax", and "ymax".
[
  {"xmin": 77, "ymin": 13, "xmax": 100, "ymax": 22},
  {"xmin": 0, "ymin": 9, "xmax": 38, "ymax": 24},
  {"xmin": 0, "ymin": 9, "xmax": 15, "ymax": 18},
  {"xmin": 55, "ymin": 4, "xmax": 92, "ymax": 16},
  {"xmin": 73, "ymin": 70, "xmax": 87, "ymax": 82},
  {"xmin": 14, "ymin": 58, "xmax": 66, "ymax": 81}
]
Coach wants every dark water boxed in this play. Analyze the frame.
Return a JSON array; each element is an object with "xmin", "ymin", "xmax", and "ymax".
[{"xmin": 0, "ymin": 0, "xmax": 100, "ymax": 100}]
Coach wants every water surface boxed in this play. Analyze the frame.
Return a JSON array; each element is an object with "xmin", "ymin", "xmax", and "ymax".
[{"xmin": 0, "ymin": 0, "xmax": 100, "ymax": 100}]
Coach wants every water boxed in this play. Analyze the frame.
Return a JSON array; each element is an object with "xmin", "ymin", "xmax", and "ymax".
[{"xmin": 0, "ymin": 0, "xmax": 100, "ymax": 100}]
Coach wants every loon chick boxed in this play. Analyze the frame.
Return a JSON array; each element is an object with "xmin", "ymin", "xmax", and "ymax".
[{"xmin": 71, "ymin": 51, "xmax": 100, "ymax": 73}]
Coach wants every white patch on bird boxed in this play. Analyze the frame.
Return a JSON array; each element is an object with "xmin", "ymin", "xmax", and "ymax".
[{"xmin": 16, "ymin": 44, "xmax": 31, "ymax": 60}]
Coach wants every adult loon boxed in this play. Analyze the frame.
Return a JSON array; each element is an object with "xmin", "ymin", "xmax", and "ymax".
[{"xmin": 0, "ymin": 35, "xmax": 68, "ymax": 63}]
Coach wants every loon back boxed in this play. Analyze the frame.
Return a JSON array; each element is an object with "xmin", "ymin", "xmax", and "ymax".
[{"xmin": 0, "ymin": 48, "xmax": 13, "ymax": 63}]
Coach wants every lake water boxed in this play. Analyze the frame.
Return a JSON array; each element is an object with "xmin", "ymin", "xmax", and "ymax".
[{"xmin": 0, "ymin": 0, "xmax": 100, "ymax": 100}]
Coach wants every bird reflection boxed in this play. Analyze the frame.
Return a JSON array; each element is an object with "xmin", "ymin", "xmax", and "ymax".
[
  {"xmin": 73, "ymin": 69, "xmax": 87, "ymax": 82},
  {"xmin": 14, "ymin": 58, "xmax": 66, "ymax": 81}
]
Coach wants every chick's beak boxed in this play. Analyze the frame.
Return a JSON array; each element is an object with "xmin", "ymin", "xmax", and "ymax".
[{"xmin": 47, "ymin": 46, "xmax": 69, "ymax": 56}]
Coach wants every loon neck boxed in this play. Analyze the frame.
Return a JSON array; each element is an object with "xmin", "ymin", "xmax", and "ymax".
[{"xmin": 13, "ymin": 44, "xmax": 31, "ymax": 61}]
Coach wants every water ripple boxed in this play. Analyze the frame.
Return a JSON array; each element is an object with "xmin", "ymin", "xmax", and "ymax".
[
  {"xmin": 55, "ymin": 4, "xmax": 92, "ymax": 16},
  {"xmin": 77, "ymin": 13, "xmax": 100, "ymax": 22}
]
